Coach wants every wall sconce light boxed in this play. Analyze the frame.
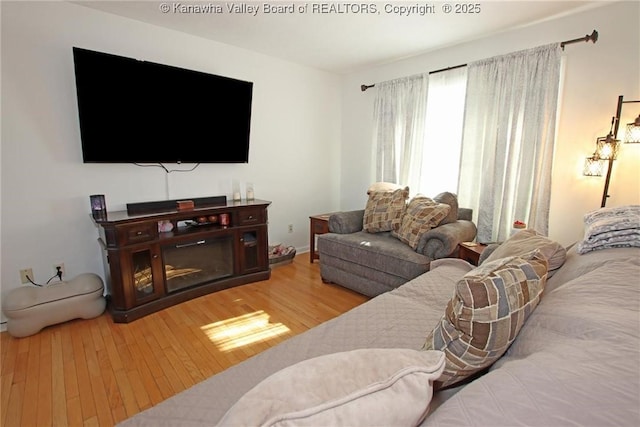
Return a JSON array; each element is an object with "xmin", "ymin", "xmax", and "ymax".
[{"xmin": 583, "ymin": 95, "xmax": 639, "ymax": 207}]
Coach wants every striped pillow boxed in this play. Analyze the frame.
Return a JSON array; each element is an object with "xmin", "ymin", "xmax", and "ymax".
[{"xmin": 423, "ymin": 253, "xmax": 548, "ymax": 388}]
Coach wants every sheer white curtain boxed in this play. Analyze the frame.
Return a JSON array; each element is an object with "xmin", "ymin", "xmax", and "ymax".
[
  {"xmin": 458, "ymin": 43, "xmax": 561, "ymax": 243},
  {"xmin": 418, "ymin": 67, "xmax": 467, "ymax": 196},
  {"xmin": 372, "ymin": 74, "xmax": 428, "ymax": 192}
]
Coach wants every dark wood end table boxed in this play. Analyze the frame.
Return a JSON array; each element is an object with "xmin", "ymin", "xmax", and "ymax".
[
  {"xmin": 309, "ymin": 213, "xmax": 336, "ymax": 263},
  {"xmin": 458, "ymin": 242, "xmax": 487, "ymax": 266}
]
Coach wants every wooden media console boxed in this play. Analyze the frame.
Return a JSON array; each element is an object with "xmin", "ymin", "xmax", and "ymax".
[{"xmin": 92, "ymin": 199, "xmax": 271, "ymax": 323}]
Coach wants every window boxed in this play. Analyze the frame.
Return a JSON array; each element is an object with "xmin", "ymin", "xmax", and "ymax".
[
  {"xmin": 417, "ymin": 67, "xmax": 467, "ymax": 196},
  {"xmin": 373, "ymin": 44, "xmax": 561, "ymax": 243}
]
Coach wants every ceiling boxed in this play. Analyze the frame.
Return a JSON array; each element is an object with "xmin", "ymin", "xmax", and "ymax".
[{"xmin": 75, "ymin": 1, "xmax": 601, "ymax": 74}]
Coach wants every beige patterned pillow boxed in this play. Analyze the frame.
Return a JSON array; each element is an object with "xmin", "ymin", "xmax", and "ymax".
[
  {"xmin": 363, "ymin": 187, "xmax": 409, "ymax": 233},
  {"xmin": 392, "ymin": 196, "xmax": 450, "ymax": 249},
  {"xmin": 423, "ymin": 253, "xmax": 548, "ymax": 388}
]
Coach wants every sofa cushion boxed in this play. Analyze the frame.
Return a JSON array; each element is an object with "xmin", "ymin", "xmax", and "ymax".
[
  {"xmin": 318, "ymin": 231, "xmax": 431, "ymax": 283},
  {"xmin": 217, "ymin": 349, "xmax": 445, "ymax": 427},
  {"xmin": 363, "ymin": 187, "xmax": 409, "ymax": 233},
  {"xmin": 423, "ymin": 254, "xmax": 548, "ymax": 388},
  {"xmin": 482, "ymin": 228, "xmax": 566, "ymax": 273},
  {"xmin": 393, "ymin": 196, "xmax": 451, "ymax": 250},
  {"xmin": 319, "ymin": 260, "xmax": 404, "ymax": 297},
  {"xmin": 433, "ymin": 192, "xmax": 459, "ymax": 225}
]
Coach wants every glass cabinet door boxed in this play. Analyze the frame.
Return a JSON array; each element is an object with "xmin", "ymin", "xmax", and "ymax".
[
  {"xmin": 239, "ymin": 227, "xmax": 267, "ymax": 273},
  {"xmin": 128, "ymin": 247, "xmax": 163, "ymax": 305}
]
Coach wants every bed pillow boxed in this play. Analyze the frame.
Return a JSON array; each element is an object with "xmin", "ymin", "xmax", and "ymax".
[
  {"xmin": 363, "ymin": 187, "xmax": 409, "ymax": 233},
  {"xmin": 576, "ymin": 205, "xmax": 640, "ymax": 254},
  {"xmin": 423, "ymin": 254, "xmax": 548, "ymax": 388},
  {"xmin": 482, "ymin": 228, "xmax": 566, "ymax": 273},
  {"xmin": 392, "ymin": 196, "xmax": 451, "ymax": 249},
  {"xmin": 217, "ymin": 348, "xmax": 445, "ymax": 427}
]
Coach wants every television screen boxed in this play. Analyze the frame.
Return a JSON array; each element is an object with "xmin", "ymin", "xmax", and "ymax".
[{"xmin": 72, "ymin": 47, "xmax": 253, "ymax": 163}]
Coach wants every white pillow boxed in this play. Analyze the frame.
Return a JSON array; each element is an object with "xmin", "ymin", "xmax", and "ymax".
[{"xmin": 217, "ymin": 348, "xmax": 445, "ymax": 427}]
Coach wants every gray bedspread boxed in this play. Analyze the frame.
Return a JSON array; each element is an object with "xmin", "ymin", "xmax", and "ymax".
[
  {"xmin": 425, "ymin": 246, "xmax": 640, "ymax": 426},
  {"xmin": 120, "ymin": 259, "xmax": 471, "ymax": 426},
  {"xmin": 120, "ymin": 247, "xmax": 640, "ymax": 427}
]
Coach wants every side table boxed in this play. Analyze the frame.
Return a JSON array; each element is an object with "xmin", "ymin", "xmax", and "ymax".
[
  {"xmin": 458, "ymin": 242, "xmax": 487, "ymax": 266},
  {"xmin": 309, "ymin": 213, "xmax": 336, "ymax": 263}
]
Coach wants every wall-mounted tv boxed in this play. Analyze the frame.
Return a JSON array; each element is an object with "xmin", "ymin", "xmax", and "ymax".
[{"xmin": 72, "ymin": 47, "xmax": 253, "ymax": 163}]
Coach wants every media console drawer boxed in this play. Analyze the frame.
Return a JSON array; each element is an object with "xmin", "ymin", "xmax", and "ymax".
[
  {"xmin": 237, "ymin": 208, "xmax": 264, "ymax": 225},
  {"xmin": 119, "ymin": 223, "xmax": 158, "ymax": 246}
]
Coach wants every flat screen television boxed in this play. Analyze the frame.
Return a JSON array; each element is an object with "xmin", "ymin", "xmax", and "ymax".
[{"xmin": 72, "ymin": 47, "xmax": 253, "ymax": 163}]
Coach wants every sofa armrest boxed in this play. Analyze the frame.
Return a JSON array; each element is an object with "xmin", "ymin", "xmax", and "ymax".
[
  {"xmin": 416, "ymin": 220, "xmax": 478, "ymax": 259},
  {"xmin": 457, "ymin": 208, "xmax": 473, "ymax": 221},
  {"xmin": 328, "ymin": 210, "xmax": 364, "ymax": 234}
]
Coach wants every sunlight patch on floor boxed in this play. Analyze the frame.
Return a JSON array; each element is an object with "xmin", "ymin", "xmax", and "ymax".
[{"xmin": 200, "ymin": 310, "xmax": 290, "ymax": 351}]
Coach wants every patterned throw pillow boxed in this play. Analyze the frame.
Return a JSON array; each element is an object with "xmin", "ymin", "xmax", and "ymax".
[
  {"xmin": 423, "ymin": 253, "xmax": 548, "ymax": 388},
  {"xmin": 577, "ymin": 205, "xmax": 640, "ymax": 254},
  {"xmin": 363, "ymin": 187, "xmax": 409, "ymax": 233},
  {"xmin": 392, "ymin": 196, "xmax": 450, "ymax": 249}
]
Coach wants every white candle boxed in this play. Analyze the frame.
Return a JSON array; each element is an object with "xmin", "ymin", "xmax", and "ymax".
[
  {"xmin": 233, "ymin": 192, "xmax": 241, "ymax": 201},
  {"xmin": 246, "ymin": 189, "xmax": 254, "ymax": 200}
]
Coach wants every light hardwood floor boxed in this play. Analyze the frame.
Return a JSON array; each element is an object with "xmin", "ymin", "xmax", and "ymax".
[{"xmin": 1, "ymin": 254, "xmax": 369, "ymax": 427}]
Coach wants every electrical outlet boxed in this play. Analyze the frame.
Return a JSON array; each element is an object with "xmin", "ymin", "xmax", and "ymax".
[
  {"xmin": 54, "ymin": 263, "xmax": 65, "ymax": 279},
  {"xmin": 20, "ymin": 268, "xmax": 33, "ymax": 284},
  {"xmin": 288, "ymin": 224, "xmax": 293, "ymax": 233}
]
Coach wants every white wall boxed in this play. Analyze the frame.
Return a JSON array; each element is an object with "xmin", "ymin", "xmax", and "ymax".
[
  {"xmin": 0, "ymin": 1, "xmax": 342, "ymax": 324},
  {"xmin": 340, "ymin": 0, "xmax": 640, "ymax": 246}
]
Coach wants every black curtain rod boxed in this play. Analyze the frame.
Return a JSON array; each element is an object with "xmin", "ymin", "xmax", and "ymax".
[
  {"xmin": 361, "ymin": 30, "xmax": 599, "ymax": 92},
  {"xmin": 429, "ymin": 63, "xmax": 468, "ymax": 75},
  {"xmin": 359, "ymin": 64, "xmax": 466, "ymax": 92},
  {"xmin": 560, "ymin": 29, "xmax": 598, "ymax": 50},
  {"xmin": 358, "ymin": 64, "xmax": 467, "ymax": 92}
]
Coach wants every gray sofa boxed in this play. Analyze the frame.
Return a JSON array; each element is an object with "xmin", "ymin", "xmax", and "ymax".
[{"xmin": 317, "ymin": 203, "xmax": 477, "ymax": 297}]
